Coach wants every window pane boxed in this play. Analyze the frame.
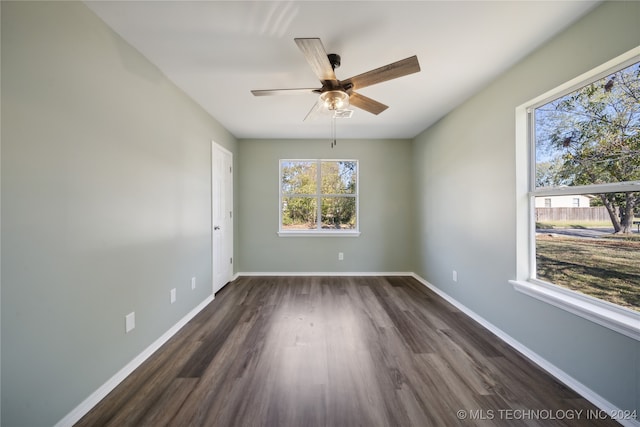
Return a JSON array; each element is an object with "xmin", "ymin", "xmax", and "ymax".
[
  {"xmin": 321, "ymin": 161, "xmax": 357, "ymax": 195},
  {"xmin": 321, "ymin": 197, "xmax": 356, "ymax": 229},
  {"xmin": 281, "ymin": 197, "xmax": 317, "ymax": 230},
  {"xmin": 534, "ymin": 61, "xmax": 640, "ymax": 189},
  {"xmin": 535, "ymin": 193, "xmax": 640, "ymax": 311},
  {"xmin": 281, "ymin": 161, "xmax": 317, "ymax": 195}
]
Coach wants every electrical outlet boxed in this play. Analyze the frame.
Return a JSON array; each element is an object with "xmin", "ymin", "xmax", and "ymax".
[
  {"xmin": 125, "ymin": 312, "xmax": 135, "ymax": 333},
  {"xmin": 191, "ymin": 277, "xmax": 196, "ymax": 290},
  {"xmin": 338, "ymin": 252, "xmax": 344, "ymax": 261},
  {"xmin": 170, "ymin": 288, "xmax": 176, "ymax": 304},
  {"xmin": 452, "ymin": 270, "xmax": 458, "ymax": 282}
]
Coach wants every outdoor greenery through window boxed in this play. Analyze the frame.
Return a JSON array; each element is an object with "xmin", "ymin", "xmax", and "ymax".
[
  {"xmin": 280, "ymin": 160, "xmax": 358, "ymax": 233},
  {"xmin": 532, "ymin": 58, "xmax": 640, "ymax": 312}
]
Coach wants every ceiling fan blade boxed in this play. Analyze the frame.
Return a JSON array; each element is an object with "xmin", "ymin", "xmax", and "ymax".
[
  {"xmin": 349, "ymin": 92, "xmax": 388, "ymax": 115},
  {"xmin": 342, "ymin": 55, "xmax": 420, "ymax": 91},
  {"xmin": 294, "ymin": 38, "xmax": 337, "ymax": 82},
  {"xmin": 251, "ymin": 88, "xmax": 319, "ymax": 96}
]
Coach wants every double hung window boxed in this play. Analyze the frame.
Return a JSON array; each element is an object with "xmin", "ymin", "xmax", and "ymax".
[
  {"xmin": 513, "ymin": 48, "xmax": 640, "ymax": 340},
  {"xmin": 279, "ymin": 160, "xmax": 359, "ymax": 236}
]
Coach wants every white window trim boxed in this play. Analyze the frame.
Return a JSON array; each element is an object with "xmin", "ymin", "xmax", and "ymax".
[
  {"xmin": 278, "ymin": 159, "xmax": 360, "ymax": 237},
  {"xmin": 277, "ymin": 230, "xmax": 361, "ymax": 237},
  {"xmin": 513, "ymin": 46, "xmax": 640, "ymax": 342}
]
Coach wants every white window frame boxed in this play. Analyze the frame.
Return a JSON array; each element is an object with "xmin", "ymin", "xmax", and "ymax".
[
  {"xmin": 278, "ymin": 159, "xmax": 360, "ymax": 237},
  {"xmin": 511, "ymin": 46, "xmax": 640, "ymax": 341}
]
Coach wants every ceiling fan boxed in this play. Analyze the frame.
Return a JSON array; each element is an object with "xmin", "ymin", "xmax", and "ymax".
[{"xmin": 251, "ymin": 38, "xmax": 421, "ymax": 120}]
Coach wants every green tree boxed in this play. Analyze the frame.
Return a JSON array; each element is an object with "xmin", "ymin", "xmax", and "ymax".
[
  {"xmin": 536, "ymin": 62, "xmax": 640, "ymax": 233},
  {"xmin": 535, "ymin": 159, "xmax": 565, "ymax": 188}
]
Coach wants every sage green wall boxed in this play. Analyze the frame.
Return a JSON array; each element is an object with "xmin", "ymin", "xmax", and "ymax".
[
  {"xmin": 237, "ymin": 139, "xmax": 413, "ymax": 273},
  {"xmin": 412, "ymin": 1, "xmax": 639, "ymax": 414},
  {"xmin": 1, "ymin": 2, "xmax": 236, "ymax": 426}
]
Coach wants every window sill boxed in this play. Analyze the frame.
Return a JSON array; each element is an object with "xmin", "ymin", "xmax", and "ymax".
[
  {"xmin": 277, "ymin": 230, "xmax": 360, "ymax": 237},
  {"xmin": 509, "ymin": 279, "xmax": 640, "ymax": 341}
]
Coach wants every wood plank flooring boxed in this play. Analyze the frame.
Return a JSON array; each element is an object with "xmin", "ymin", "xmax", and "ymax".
[{"xmin": 75, "ymin": 276, "xmax": 619, "ymax": 426}]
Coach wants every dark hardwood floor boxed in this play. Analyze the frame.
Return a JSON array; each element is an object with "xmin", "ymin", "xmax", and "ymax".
[{"xmin": 76, "ymin": 276, "xmax": 619, "ymax": 426}]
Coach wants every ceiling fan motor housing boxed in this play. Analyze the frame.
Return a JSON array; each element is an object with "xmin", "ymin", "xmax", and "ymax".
[{"xmin": 328, "ymin": 53, "xmax": 341, "ymax": 70}]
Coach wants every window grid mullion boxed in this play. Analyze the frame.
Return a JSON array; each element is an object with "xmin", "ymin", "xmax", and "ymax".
[
  {"xmin": 285, "ymin": 193, "xmax": 356, "ymax": 198},
  {"xmin": 531, "ymin": 181, "xmax": 640, "ymax": 197}
]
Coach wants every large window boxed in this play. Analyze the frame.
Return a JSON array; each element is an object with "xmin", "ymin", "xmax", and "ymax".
[
  {"xmin": 279, "ymin": 159, "xmax": 358, "ymax": 236},
  {"xmin": 513, "ymin": 48, "xmax": 640, "ymax": 341}
]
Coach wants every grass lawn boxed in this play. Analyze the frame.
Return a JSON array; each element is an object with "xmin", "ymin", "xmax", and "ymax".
[
  {"xmin": 536, "ymin": 234, "xmax": 640, "ymax": 311},
  {"xmin": 536, "ymin": 220, "xmax": 614, "ymax": 229}
]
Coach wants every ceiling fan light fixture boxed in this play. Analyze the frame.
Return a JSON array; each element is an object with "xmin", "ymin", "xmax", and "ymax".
[{"xmin": 320, "ymin": 90, "xmax": 349, "ymax": 110}]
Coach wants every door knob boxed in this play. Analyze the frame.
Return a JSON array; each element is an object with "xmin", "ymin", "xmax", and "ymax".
[{"xmin": 214, "ymin": 225, "xmax": 221, "ymax": 230}]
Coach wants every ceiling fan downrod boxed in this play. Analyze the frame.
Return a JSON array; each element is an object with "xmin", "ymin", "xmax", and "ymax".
[{"xmin": 327, "ymin": 53, "xmax": 341, "ymax": 70}]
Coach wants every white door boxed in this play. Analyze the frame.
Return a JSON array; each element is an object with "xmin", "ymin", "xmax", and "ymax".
[{"xmin": 212, "ymin": 142, "xmax": 233, "ymax": 294}]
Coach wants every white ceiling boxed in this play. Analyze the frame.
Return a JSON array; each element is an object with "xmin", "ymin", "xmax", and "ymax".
[{"xmin": 86, "ymin": 1, "xmax": 599, "ymax": 140}]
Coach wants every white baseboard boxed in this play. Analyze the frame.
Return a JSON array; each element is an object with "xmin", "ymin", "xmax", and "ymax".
[
  {"xmin": 236, "ymin": 271, "xmax": 414, "ymax": 277},
  {"xmin": 410, "ymin": 273, "xmax": 639, "ymax": 427},
  {"xmin": 54, "ymin": 294, "xmax": 215, "ymax": 427}
]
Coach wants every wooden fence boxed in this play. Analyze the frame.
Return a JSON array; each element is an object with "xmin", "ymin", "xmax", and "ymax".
[{"xmin": 535, "ymin": 207, "xmax": 609, "ymax": 222}]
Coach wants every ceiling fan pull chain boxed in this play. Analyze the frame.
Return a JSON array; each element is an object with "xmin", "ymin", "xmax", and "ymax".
[{"xmin": 331, "ymin": 115, "xmax": 337, "ymax": 148}]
